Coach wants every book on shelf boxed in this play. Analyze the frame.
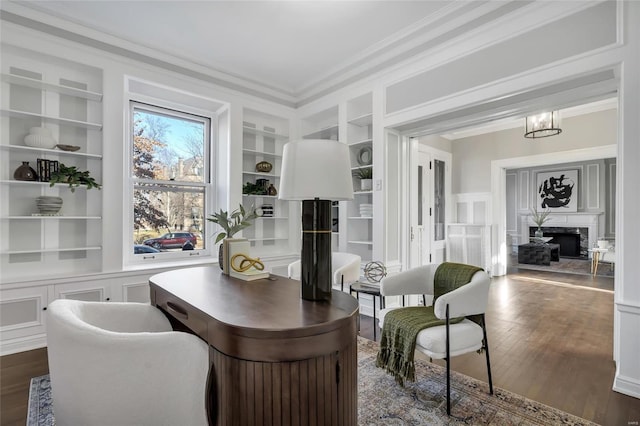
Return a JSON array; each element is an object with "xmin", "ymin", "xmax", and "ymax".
[
  {"xmin": 227, "ymin": 239, "xmax": 269, "ymax": 281},
  {"xmin": 358, "ymin": 281, "xmax": 381, "ymax": 289},
  {"xmin": 36, "ymin": 159, "xmax": 59, "ymax": 182}
]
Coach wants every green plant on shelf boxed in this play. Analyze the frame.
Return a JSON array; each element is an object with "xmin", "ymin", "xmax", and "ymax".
[
  {"xmin": 49, "ymin": 164, "xmax": 101, "ymax": 192},
  {"xmin": 242, "ymin": 181, "xmax": 267, "ymax": 195},
  {"xmin": 352, "ymin": 167, "xmax": 372, "ymax": 180}
]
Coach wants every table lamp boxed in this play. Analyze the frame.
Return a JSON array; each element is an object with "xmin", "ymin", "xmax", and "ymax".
[{"xmin": 279, "ymin": 139, "xmax": 354, "ymax": 301}]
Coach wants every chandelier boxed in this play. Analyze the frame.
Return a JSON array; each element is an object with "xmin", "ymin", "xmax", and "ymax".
[{"xmin": 524, "ymin": 111, "xmax": 562, "ymax": 139}]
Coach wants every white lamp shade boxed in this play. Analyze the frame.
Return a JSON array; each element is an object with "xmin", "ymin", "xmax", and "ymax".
[{"xmin": 279, "ymin": 139, "xmax": 354, "ymax": 201}]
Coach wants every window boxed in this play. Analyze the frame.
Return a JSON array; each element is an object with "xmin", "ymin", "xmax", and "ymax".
[{"xmin": 130, "ymin": 101, "xmax": 211, "ymax": 259}]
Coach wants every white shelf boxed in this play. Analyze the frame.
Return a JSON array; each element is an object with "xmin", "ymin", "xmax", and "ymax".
[
  {"xmin": 347, "ymin": 113, "xmax": 373, "ymax": 127},
  {"xmin": 1, "ymin": 73, "xmax": 103, "ymax": 101},
  {"xmin": 1, "ymin": 246, "xmax": 102, "ymax": 255},
  {"xmin": 257, "ymin": 216, "xmax": 288, "ymax": 220},
  {"xmin": 242, "ymin": 194, "xmax": 279, "ymax": 199},
  {"xmin": 242, "ymin": 171, "xmax": 280, "ymax": 178},
  {"xmin": 354, "ymin": 190, "xmax": 373, "ymax": 195},
  {"xmin": 349, "ymin": 138, "xmax": 373, "ymax": 147},
  {"xmin": 0, "ymin": 109, "xmax": 102, "ymax": 130},
  {"xmin": 0, "ymin": 180, "xmax": 95, "ymax": 190},
  {"xmin": 248, "ymin": 237, "xmax": 288, "ymax": 242},
  {"xmin": 0, "ymin": 145, "xmax": 102, "ymax": 159},
  {"xmin": 4, "ymin": 216, "xmax": 101, "ymax": 220},
  {"xmin": 348, "ymin": 240, "xmax": 373, "ymax": 245},
  {"xmin": 303, "ymin": 124, "xmax": 339, "ymax": 140},
  {"xmin": 351, "ymin": 165, "xmax": 373, "ymax": 171},
  {"xmin": 242, "ymin": 125, "xmax": 288, "ymax": 140},
  {"xmin": 242, "ymin": 149, "xmax": 282, "ymax": 158},
  {"xmin": 348, "ymin": 216, "xmax": 373, "ymax": 220}
]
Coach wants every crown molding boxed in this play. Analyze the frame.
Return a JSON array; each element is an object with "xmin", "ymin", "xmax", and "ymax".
[
  {"xmin": 0, "ymin": 0, "xmax": 610, "ymax": 110},
  {"xmin": 0, "ymin": 2, "xmax": 298, "ymax": 107}
]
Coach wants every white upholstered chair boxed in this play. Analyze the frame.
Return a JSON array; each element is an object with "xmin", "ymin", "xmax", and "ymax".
[
  {"xmin": 46, "ymin": 299, "xmax": 209, "ymax": 426},
  {"xmin": 378, "ymin": 263, "xmax": 493, "ymax": 415},
  {"xmin": 288, "ymin": 251, "xmax": 361, "ymax": 291}
]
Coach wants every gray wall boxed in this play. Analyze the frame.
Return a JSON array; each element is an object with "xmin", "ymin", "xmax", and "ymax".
[
  {"xmin": 451, "ymin": 108, "xmax": 617, "ymax": 194},
  {"xmin": 506, "ymin": 158, "xmax": 616, "ymax": 240}
]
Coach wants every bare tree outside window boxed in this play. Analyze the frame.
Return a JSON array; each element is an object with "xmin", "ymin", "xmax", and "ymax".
[{"xmin": 131, "ymin": 103, "xmax": 210, "ymax": 255}]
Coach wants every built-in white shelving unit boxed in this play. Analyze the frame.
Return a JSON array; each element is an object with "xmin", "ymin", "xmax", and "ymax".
[
  {"xmin": 0, "ymin": 47, "xmax": 103, "ymax": 281},
  {"xmin": 241, "ymin": 108, "xmax": 294, "ymax": 257},
  {"xmin": 345, "ymin": 93, "xmax": 374, "ymax": 262}
]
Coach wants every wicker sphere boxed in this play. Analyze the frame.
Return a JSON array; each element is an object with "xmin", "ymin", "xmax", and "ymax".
[{"xmin": 364, "ymin": 261, "xmax": 387, "ymax": 283}]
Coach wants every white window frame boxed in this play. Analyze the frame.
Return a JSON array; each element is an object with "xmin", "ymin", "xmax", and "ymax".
[{"xmin": 125, "ymin": 99, "xmax": 215, "ymax": 265}]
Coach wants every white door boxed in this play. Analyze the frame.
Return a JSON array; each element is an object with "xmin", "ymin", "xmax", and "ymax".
[
  {"xmin": 410, "ymin": 144, "xmax": 451, "ymax": 268},
  {"xmin": 410, "ymin": 150, "xmax": 430, "ymax": 268}
]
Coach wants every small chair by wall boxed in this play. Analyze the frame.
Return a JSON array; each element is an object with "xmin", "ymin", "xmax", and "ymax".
[{"xmin": 46, "ymin": 299, "xmax": 209, "ymax": 426}]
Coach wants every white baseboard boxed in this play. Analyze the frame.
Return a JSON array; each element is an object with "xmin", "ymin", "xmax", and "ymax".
[
  {"xmin": 1, "ymin": 334, "xmax": 47, "ymax": 356},
  {"xmin": 613, "ymin": 374, "xmax": 640, "ymax": 399}
]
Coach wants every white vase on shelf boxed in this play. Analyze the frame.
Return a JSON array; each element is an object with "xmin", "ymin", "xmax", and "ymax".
[
  {"xmin": 24, "ymin": 127, "xmax": 56, "ymax": 149},
  {"xmin": 360, "ymin": 179, "xmax": 372, "ymax": 191}
]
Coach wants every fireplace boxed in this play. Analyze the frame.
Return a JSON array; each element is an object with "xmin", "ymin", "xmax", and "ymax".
[{"xmin": 529, "ymin": 227, "xmax": 588, "ymax": 259}]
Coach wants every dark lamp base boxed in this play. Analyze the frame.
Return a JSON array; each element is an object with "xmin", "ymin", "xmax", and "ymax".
[{"xmin": 300, "ymin": 199, "xmax": 333, "ymax": 301}]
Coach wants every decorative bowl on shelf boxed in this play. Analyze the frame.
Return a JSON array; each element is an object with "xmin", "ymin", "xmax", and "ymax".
[
  {"xmin": 357, "ymin": 146, "xmax": 373, "ymax": 166},
  {"xmin": 56, "ymin": 144, "xmax": 81, "ymax": 152},
  {"xmin": 36, "ymin": 196, "xmax": 63, "ymax": 214},
  {"xmin": 24, "ymin": 127, "xmax": 56, "ymax": 149},
  {"xmin": 255, "ymin": 161, "xmax": 273, "ymax": 173}
]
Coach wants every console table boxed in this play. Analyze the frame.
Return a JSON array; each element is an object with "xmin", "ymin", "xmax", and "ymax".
[{"xmin": 149, "ymin": 267, "xmax": 359, "ymax": 426}]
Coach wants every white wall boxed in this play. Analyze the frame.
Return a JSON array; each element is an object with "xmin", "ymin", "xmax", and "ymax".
[
  {"xmin": 416, "ymin": 134, "xmax": 452, "ymax": 153},
  {"xmin": 452, "ymin": 109, "xmax": 617, "ymax": 194}
]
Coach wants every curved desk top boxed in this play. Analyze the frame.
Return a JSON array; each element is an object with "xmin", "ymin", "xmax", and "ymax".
[{"xmin": 150, "ymin": 266, "xmax": 359, "ymax": 362}]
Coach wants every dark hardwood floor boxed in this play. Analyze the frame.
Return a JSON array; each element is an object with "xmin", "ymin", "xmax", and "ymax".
[
  {"xmin": 0, "ymin": 347, "xmax": 48, "ymax": 426},
  {"xmin": 2, "ymin": 269, "xmax": 639, "ymax": 425}
]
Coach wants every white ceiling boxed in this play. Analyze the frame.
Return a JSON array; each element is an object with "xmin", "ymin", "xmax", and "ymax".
[
  {"xmin": 15, "ymin": 0, "xmax": 451, "ymax": 97},
  {"xmin": 4, "ymin": 1, "xmax": 616, "ymax": 135}
]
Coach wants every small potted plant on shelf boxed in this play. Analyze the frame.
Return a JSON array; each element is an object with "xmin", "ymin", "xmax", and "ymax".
[
  {"xmin": 353, "ymin": 167, "xmax": 373, "ymax": 191},
  {"xmin": 529, "ymin": 206, "xmax": 551, "ymax": 239},
  {"xmin": 207, "ymin": 204, "xmax": 258, "ymax": 272},
  {"xmin": 49, "ymin": 164, "xmax": 101, "ymax": 193}
]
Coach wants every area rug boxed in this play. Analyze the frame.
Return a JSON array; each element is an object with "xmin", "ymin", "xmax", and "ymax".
[{"xmin": 28, "ymin": 338, "xmax": 597, "ymax": 426}]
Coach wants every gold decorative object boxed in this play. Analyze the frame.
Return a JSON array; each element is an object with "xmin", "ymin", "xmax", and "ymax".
[
  {"xmin": 256, "ymin": 161, "xmax": 273, "ymax": 173},
  {"xmin": 230, "ymin": 253, "xmax": 265, "ymax": 272}
]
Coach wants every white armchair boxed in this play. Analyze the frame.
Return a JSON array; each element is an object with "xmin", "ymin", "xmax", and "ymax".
[
  {"xmin": 378, "ymin": 263, "xmax": 493, "ymax": 415},
  {"xmin": 46, "ymin": 299, "xmax": 209, "ymax": 426},
  {"xmin": 288, "ymin": 251, "xmax": 361, "ymax": 291}
]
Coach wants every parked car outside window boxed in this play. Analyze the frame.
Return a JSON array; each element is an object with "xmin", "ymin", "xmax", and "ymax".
[
  {"xmin": 134, "ymin": 245, "xmax": 160, "ymax": 254},
  {"xmin": 143, "ymin": 232, "xmax": 197, "ymax": 250}
]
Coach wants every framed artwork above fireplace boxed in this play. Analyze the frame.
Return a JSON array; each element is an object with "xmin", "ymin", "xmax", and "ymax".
[{"xmin": 536, "ymin": 169, "xmax": 578, "ymax": 212}]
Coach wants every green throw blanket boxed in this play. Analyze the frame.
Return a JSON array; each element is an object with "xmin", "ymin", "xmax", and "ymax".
[{"xmin": 376, "ymin": 262, "xmax": 483, "ymax": 386}]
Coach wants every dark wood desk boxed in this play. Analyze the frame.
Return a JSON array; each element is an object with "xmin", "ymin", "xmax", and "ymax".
[{"xmin": 149, "ymin": 267, "xmax": 359, "ymax": 426}]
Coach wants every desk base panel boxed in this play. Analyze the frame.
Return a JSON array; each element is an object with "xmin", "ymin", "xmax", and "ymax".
[{"xmin": 210, "ymin": 337, "xmax": 357, "ymax": 426}]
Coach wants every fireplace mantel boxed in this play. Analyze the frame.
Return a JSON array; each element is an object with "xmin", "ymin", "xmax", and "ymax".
[{"xmin": 519, "ymin": 212, "xmax": 603, "ymax": 249}]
